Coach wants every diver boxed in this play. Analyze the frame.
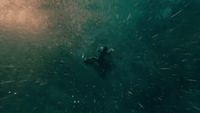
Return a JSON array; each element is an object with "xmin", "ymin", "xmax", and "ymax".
[{"xmin": 83, "ymin": 46, "xmax": 114, "ymax": 78}]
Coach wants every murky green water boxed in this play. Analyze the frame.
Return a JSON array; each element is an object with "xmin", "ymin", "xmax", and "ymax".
[{"xmin": 0, "ymin": 0, "xmax": 200, "ymax": 113}]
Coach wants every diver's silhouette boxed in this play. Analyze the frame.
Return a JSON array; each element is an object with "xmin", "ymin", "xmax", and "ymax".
[{"xmin": 83, "ymin": 46, "xmax": 114, "ymax": 78}]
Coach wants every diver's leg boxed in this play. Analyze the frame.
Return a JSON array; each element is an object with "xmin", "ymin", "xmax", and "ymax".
[{"xmin": 99, "ymin": 69, "xmax": 107, "ymax": 79}]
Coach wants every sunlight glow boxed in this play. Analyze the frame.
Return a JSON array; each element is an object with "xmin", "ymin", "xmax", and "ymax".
[{"xmin": 0, "ymin": 0, "xmax": 49, "ymax": 33}]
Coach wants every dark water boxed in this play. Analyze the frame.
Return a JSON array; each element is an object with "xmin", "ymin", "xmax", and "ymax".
[{"xmin": 0, "ymin": 0, "xmax": 200, "ymax": 113}]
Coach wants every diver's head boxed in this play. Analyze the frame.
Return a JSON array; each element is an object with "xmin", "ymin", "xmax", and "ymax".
[{"xmin": 102, "ymin": 46, "xmax": 108, "ymax": 51}]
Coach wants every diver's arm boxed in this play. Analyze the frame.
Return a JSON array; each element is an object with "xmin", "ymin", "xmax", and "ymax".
[{"xmin": 84, "ymin": 57, "xmax": 98, "ymax": 64}]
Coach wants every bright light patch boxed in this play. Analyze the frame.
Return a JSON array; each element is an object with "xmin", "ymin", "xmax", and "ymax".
[{"xmin": 0, "ymin": 0, "xmax": 49, "ymax": 33}]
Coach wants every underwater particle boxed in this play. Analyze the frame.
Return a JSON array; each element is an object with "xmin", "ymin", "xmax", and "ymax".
[
  {"xmin": 187, "ymin": 79, "xmax": 197, "ymax": 82},
  {"xmin": 116, "ymin": 14, "xmax": 119, "ymax": 19},
  {"xmin": 158, "ymin": 97, "xmax": 163, "ymax": 101},
  {"xmin": 93, "ymin": 99, "xmax": 96, "ymax": 103},
  {"xmin": 193, "ymin": 105, "xmax": 200, "ymax": 111},
  {"xmin": 8, "ymin": 91, "xmax": 12, "ymax": 94},
  {"xmin": 138, "ymin": 103, "xmax": 144, "ymax": 109},
  {"xmin": 159, "ymin": 67, "xmax": 171, "ymax": 70},
  {"xmin": 128, "ymin": 91, "xmax": 133, "ymax": 95},
  {"xmin": 8, "ymin": 91, "xmax": 17, "ymax": 95},
  {"xmin": 152, "ymin": 34, "xmax": 159, "ymax": 38},
  {"xmin": 92, "ymin": 85, "xmax": 96, "ymax": 88},
  {"xmin": 0, "ymin": 80, "xmax": 15, "ymax": 85},
  {"xmin": 184, "ymin": 53, "xmax": 193, "ymax": 56},
  {"xmin": 0, "ymin": 64, "xmax": 15, "ymax": 68},
  {"xmin": 171, "ymin": 9, "xmax": 183, "ymax": 18},
  {"xmin": 127, "ymin": 13, "xmax": 132, "ymax": 21},
  {"xmin": 131, "ymin": 109, "xmax": 136, "ymax": 113},
  {"xmin": 73, "ymin": 100, "xmax": 80, "ymax": 104},
  {"xmin": 138, "ymin": 36, "xmax": 143, "ymax": 41}
]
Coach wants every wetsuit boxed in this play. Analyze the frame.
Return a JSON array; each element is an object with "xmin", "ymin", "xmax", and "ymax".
[{"xmin": 84, "ymin": 46, "xmax": 113, "ymax": 78}]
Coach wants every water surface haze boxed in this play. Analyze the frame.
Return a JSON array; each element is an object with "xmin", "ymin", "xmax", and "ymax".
[{"xmin": 0, "ymin": 0, "xmax": 200, "ymax": 113}]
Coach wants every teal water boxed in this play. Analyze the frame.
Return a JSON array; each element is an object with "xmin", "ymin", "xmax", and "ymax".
[{"xmin": 0, "ymin": 0, "xmax": 200, "ymax": 113}]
